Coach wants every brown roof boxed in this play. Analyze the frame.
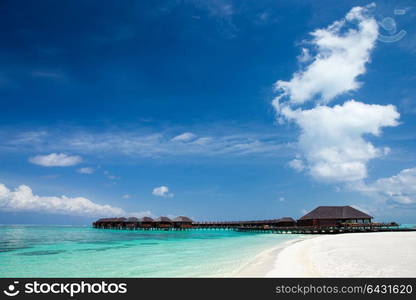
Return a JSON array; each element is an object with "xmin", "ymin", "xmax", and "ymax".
[
  {"xmin": 139, "ymin": 216, "xmax": 154, "ymax": 222},
  {"xmin": 95, "ymin": 218, "xmax": 108, "ymax": 222},
  {"xmin": 172, "ymin": 216, "xmax": 193, "ymax": 222},
  {"xmin": 276, "ymin": 217, "xmax": 296, "ymax": 223},
  {"xmin": 299, "ymin": 206, "xmax": 372, "ymax": 220},
  {"xmin": 155, "ymin": 216, "xmax": 172, "ymax": 222},
  {"xmin": 127, "ymin": 217, "xmax": 139, "ymax": 222}
]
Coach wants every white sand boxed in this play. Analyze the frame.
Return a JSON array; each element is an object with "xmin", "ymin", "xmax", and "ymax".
[
  {"xmin": 234, "ymin": 236, "xmax": 312, "ymax": 277},
  {"xmin": 266, "ymin": 232, "xmax": 416, "ymax": 277}
]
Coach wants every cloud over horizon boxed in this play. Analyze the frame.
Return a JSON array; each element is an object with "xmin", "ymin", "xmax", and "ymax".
[
  {"xmin": 351, "ymin": 167, "xmax": 416, "ymax": 205},
  {"xmin": 0, "ymin": 182, "xmax": 125, "ymax": 217}
]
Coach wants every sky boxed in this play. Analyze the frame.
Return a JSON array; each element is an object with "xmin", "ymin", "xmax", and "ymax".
[{"xmin": 0, "ymin": 0, "xmax": 415, "ymax": 224}]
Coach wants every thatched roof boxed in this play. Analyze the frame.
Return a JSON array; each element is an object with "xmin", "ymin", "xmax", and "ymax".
[
  {"xmin": 173, "ymin": 216, "xmax": 193, "ymax": 222},
  {"xmin": 139, "ymin": 216, "xmax": 154, "ymax": 222},
  {"xmin": 97, "ymin": 218, "xmax": 120, "ymax": 222},
  {"xmin": 127, "ymin": 217, "xmax": 139, "ymax": 222},
  {"xmin": 276, "ymin": 217, "xmax": 296, "ymax": 223},
  {"xmin": 299, "ymin": 206, "xmax": 372, "ymax": 220},
  {"xmin": 155, "ymin": 216, "xmax": 172, "ymax": 222}
]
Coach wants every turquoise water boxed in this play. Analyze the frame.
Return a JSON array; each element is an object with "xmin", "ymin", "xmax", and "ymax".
[
  {"xmin": 399, "ymin": 224, "xmax": 416, "ymax": 229},
  {"xmin": 0, "ymin": 226, "xmax": 298, "ymax": 277}
]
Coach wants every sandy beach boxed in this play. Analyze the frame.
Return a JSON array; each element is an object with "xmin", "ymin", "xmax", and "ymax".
[
  {"xmin": 263, "ymin": 232, "xmax": 416, "ymax": 277},
  {"xmin": 233, "ymin": 236, "xmax": 311, "ymax": 277}
]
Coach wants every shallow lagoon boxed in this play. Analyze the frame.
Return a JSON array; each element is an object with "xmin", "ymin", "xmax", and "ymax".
[{"xmin": 0, "ymin": 225, "xmax": 298, "ymax": 277}]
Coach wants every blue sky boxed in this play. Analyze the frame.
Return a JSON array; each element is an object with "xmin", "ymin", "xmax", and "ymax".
[{"xmin": 0, "ymin": 0, "xmax": 415, "ymax": 224}]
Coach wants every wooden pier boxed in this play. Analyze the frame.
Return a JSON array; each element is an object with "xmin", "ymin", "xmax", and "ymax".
[
  {"xmin": 92, "ymin": 217, "xmax": 415, "ymax": 234},
  {"xmin": 234, "ymin": 224, "xmax": 416, "ymax": 234},
  {"xmin": 92, "ymin": 206, "xmax": 416, "ymax": 234}
]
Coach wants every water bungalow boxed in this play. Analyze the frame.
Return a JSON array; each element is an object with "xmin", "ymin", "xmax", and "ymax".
[
  {"xmin": 92, "ymin": 206, "xmax": 414, "ymax": 234},
  {"xmin": 154, "ymin": 216, "xmax": 173, "ymax": 228},
  {"xmin": 172, "ymin": 216, "xmax": 193, "ymax": 228},
  {"xmin": 139, "ymin": 216, "xmax": 154, "ymax": 228},
  {"xmin": 296, "ymin": 206, "xmax": 372, "ymax": 226},
  {"xmin": 276, "ymin": 217, "xmax": 296, "ymax": 227},
  {"xmin": 126, "ymin": 217, "xmax": 139, "ymax": 229}
]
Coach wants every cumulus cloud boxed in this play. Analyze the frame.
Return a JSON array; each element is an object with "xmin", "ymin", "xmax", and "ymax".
[
  {"xmin": 129, "ymin": 210, "xmax": 153, "ymax": 218},
  {"xmin": 77, "ymin": 167, "xmax": 95, "ymax": 174},
  {"xmin": 171, "ymin": 132, "xmax": 197, "ymax": 142},
  {"xmin": 271, "ymin": 5, "xmax": 405, "ymax": 184},
  {"xmin": 0, "ymin": 182, "xmax": 125, "ymax": 217},
  {"xmin": 351, "ymin": 168, "xmax": 416, "ymax": 204},
  {"xmin": 273, "ymin": 4, "xmax": 378, "ymax": 106},
  {"xmin": 288, "ymin": 159, "xmax": 305, "ymax": 172},
  {"xmin": 280, "ymin": 100, "xmax": 399, "ymax": 182},
  {"xmin": 297, "ymin": 48, "xmax": 312, "ymax": 63},
  {"xmin": 29, "ymin": 153, "xmax": 82, "ymax": 167},
  {"xmin": 152, "ymin": 186, "xmax": 174, "ymax": 198}
]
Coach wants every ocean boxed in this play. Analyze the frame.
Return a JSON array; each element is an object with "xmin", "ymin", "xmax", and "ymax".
[{"xmin": 0, "ymin": 225, "xmax": 298, "ymax": 277}]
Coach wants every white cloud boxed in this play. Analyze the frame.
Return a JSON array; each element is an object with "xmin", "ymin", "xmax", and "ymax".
[
  {"xmin": 171, "ymin": 132, "xmax": 197, "ymax": 142},
  {"xmin": 29, "ymin": 153, "xmax": 82, "ymax": 167},
  {"xmin": 129, "ymin": 210, "xmax": 153, "ymax": 218},
  {"xmin": 152, "ymin": 186, "xmax": 174, "ymax": 198},
  {"xmin": 297, "ymin": 48, "xmax": 312, "ymax": 63},
  {"xmin": 351, "ymin": 167, "xmax": 416, "ymax": 204},
  {"xmin": 288, "ymin": 159, "xmax": 305, "ymax": 172},
  {"xmin": 0, "ymin": 182, "xmax": 125, "ymax": 217},
  {"xmin": 279, "ymin": 197, "xmax": 285, "ymax": 202},
  {"xmin": 192, "ymin": 137, "xmax": 213, "ymax": 145},
  {"xmin": 122, "ymin": 194, "xmax": 131, "ymax": 199},
  {"xmin": 280, "ymin": 100, "xmax": 399, "ymax": 182},
  {"xmin": 9, "ymin": 131, "xmax": 48, "ymax": 145},
  {"xmin": 4, "ymin": 128, "xmax": 291, "ymax": 159},
  {"xmin": 273, "ymin": 4, "xmax": 378, "ymax": 106},
  {"xmin": 77, "ymin": 167, "xmax": 95, "ymax": 174},
  {"xmin": 271, "ymin": 4, "xmax": 408, "ymax": 188}
]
